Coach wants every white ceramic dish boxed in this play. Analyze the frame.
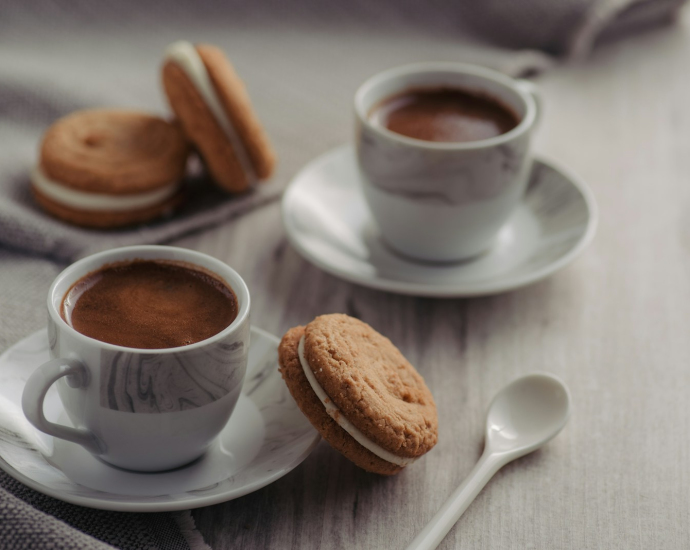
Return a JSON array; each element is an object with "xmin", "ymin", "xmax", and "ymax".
[
  {"xmin": 0, "ymin": 327, "xmax": 320, "ymax": 512},
  {"xmin": 282, "ymin": 145, "xmax": 597, "ymax": 297}
]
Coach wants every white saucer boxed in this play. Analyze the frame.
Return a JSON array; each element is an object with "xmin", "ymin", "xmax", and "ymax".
[
  {"xmin": 0, "ymin": 327, "xmax": 319, "ymax": 512},
  {"xmin": 282, "ymin": 146, "xmax": 597, "ymax": 297}
]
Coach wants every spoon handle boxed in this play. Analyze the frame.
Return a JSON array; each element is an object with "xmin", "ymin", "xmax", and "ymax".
[{"xmin": 405, "ymin": 451, "xmax": 505, "ymax": 550}]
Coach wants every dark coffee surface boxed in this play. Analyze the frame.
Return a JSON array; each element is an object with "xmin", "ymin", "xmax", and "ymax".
[
  {"xmin": 371, "ymin": 87, "xmax": 519, "ymax": 143},
  {"xmin": 62, "ymin": 260, "xmax": 238, "ymax": 349}
]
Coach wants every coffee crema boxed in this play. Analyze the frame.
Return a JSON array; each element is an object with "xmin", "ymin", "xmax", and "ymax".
[
  {"xmin": 369, "ymin": 87, "xmax": 520, "ymax": 143},
  {"xmin": 62, "ymin": 260, "xmax": 238, "ymax": 349}
]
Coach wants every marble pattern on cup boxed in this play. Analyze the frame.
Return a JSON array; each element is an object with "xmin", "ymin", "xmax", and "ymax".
[
  {"xmin": 357, "ymin": 132, "xmax": 530, "ymax": 205},
  {"xmin": 48, "ymin": 314, "xmax": 249, "ymax": 414},
  {"xmin": 98, "ymin": 329, "xmax": 248, "ymax": 414}
]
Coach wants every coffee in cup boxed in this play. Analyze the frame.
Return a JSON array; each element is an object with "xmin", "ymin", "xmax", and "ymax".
[
  {"xmin": 62, "ymin": 260, "xmax": 239, "ymax": 349},
  {"xmin": 368, "ymin": 87, "xmax": 520, "ymax": 143}
]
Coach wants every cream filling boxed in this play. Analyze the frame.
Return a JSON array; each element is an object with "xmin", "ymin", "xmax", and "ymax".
[
  {"xmin": 31, "ymin": 166, "xmax": 180, "ymax": 212},
  {"xmin": 297, "ymin": 336, "xmax": 416, "ymax": 467},
  {"xmin": 165, "ymin": 40, "xmax": 257, "ymax": 185}
]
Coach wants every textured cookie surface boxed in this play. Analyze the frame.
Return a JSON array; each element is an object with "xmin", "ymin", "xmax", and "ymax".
[
  {"xmin": 278, "ymin": 326, "xmax": 402, "ymax": 475},
  {"xmin": 304, "ymin": 314, "xmax": 438, "ymax": 459},
  {"xmin": 162, "ymin": 44, "xmax": 275, "ymax": 193},
  {"xmin": 197, "ymin": 44, "xmax": 276, "ymax": 180},
  {"xmin": 40, "ymin": 109, "xmax": 189, "ymax": 194}
]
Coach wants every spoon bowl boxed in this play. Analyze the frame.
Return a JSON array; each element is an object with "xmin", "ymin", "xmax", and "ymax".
[
  {"xmin": 486, "ymin": 373, "xmax": 571, "ymax": 457},
  {"xmin": 406, "ymin": 373, "xmax": 571, "ymax": 550}
]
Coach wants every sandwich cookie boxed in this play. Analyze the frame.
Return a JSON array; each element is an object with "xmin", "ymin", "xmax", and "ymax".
[
  {"xmin": 33, "ymin": 109, "xmax": 189, "ymax": 228},
  {"xmin": 162, "ymin": 41, "xmax": 276, "ymax": 194},
  {"xmin": 278, "ymin": 314, "xmax": 438, "ymax": 475}
]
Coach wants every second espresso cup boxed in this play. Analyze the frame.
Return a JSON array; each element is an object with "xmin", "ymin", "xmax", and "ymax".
[
  {"xmin": 355, "ymin": 62, "xmax": 540, "ymax": 262},
  {"xmin": 21, "ymin": 245, "xmax": 250, "ymax": 472}
]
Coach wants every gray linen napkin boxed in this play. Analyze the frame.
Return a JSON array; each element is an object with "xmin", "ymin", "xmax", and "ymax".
[
  {"xmin": 0, "ymin": 1, "xmax": 684, "ymax": 549},
  {"xmin": 0, "ymin": 475, "xmax": 195, "ymax": 550},
  {"xmin": 0, "ymin": 84, "xmax": 282, "ymax": 262},
  {"xmin": 460, "ymin": 0, "xmax": 687, "ymax": 57}
]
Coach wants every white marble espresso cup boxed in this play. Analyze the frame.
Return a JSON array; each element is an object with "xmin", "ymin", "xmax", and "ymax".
[
  {"xmin": 21, "ymin": 245, "xmax": 250, "ymax": 472},
  {"xmin": 355, "ymin": 62, "xmax": 540, "ymax": 262}
]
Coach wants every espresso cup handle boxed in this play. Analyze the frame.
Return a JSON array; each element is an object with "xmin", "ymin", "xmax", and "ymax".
[
  {"xmin": 516, "ymin": 79, "xmax": 542, "ymax": 126},
  {"xmin": 22, "ymin": 358, "xmax": 104, "ymax": 455}
]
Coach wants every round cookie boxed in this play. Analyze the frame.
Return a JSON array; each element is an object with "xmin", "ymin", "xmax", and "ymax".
[
  {"xmin": 162, "ymin": 41, "xmax": 276, "ymax": 194},
  {"xmin": 278, "ymin": 314, "xmax": 438, "ymax": 475},
  {"xmin": 33, "ymin": 109, "xmax": 189, "ymax": 228}
]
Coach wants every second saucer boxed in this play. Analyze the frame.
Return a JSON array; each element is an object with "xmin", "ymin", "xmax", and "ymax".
[
  {"xmin": 282, "ymin": 146, "xmax": 597, "ymax": 297},
  {"xmin": 0, "ymin": 327, "xmax": 320, "ymax": 512}
]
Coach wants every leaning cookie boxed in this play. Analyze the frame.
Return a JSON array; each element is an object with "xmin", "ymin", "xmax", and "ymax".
[
  {"xmin": 162, "ymin": 41, "xmax": 276, "ymax": 194},
  {"xmin": 278, "ymin": 314, "xmax": 438, "ymax": 475},
  {"xmin": 33, "ymin": 109, "xmax": 189, "ymax": 228}
]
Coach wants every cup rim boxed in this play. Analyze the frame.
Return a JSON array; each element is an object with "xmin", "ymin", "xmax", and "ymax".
[
  {"xmin": 354, "ymin": 61, "xmax": 537, "ymax": 150},
  {"xmin": 47, "ymin": 245, "xmax": 251, "ymax": 354}
]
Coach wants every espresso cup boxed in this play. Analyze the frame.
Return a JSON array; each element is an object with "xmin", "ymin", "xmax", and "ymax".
[
  {"xmin": 355, "ymin": 62, "xmax": 540, "ymax": 262},
  {"xmin": 21, "ymin": 245, "xmax": 250, "ymax": 472}
]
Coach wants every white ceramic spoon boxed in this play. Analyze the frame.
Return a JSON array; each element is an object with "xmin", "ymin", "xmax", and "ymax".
[{"xmin": 406, "ymin": 373, "xmax": 571, "ymax": 550}]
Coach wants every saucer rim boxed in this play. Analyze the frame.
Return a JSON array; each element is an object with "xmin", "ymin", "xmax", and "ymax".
[
  {"xmin": 282, "ymin": 145, "xmax": 598, "ymax": 298},
  {"xmin": 0, "ymin": 327, "xmax": 321, "ymax": 512}
]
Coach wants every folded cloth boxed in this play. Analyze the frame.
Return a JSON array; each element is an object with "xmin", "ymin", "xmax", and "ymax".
[
  {"xmin": 0, "ymin": 474, "xmax": 197, "ymax": 550},
  {"xmin": 0, "ymin": 96, "xmax": 282, "ymax": 262},
  {"xmin": 0, "ymin": 167, "xmax": 282, "ymax": 262},
  {"xmin": 459, "ymin": 0, "xmax": 687, "ymax": 57}
]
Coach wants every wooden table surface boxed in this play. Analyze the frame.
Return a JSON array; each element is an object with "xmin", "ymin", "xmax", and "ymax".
[{"xmin": 167, "ymin": 15, "xmax": 690, "ymax": 550}]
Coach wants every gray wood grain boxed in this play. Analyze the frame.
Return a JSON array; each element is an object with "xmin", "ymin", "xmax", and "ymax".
[{"xmin": 179, "ymin": 11, "xmax": 690, "ymax": 550}]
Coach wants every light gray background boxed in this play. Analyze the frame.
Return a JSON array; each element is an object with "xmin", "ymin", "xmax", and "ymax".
[{"xmin": 1, "ymin": 3, "xmax": 689, "ymax": 549}]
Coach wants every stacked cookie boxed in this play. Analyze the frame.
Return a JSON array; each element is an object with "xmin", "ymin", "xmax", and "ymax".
[
  {"xmin": 32, "ymin": 41, "xmax": 275, "ymax": 228},
  {"xmin": 279, "ymin": 314, "xmax": 438, "ymax": 475}
]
